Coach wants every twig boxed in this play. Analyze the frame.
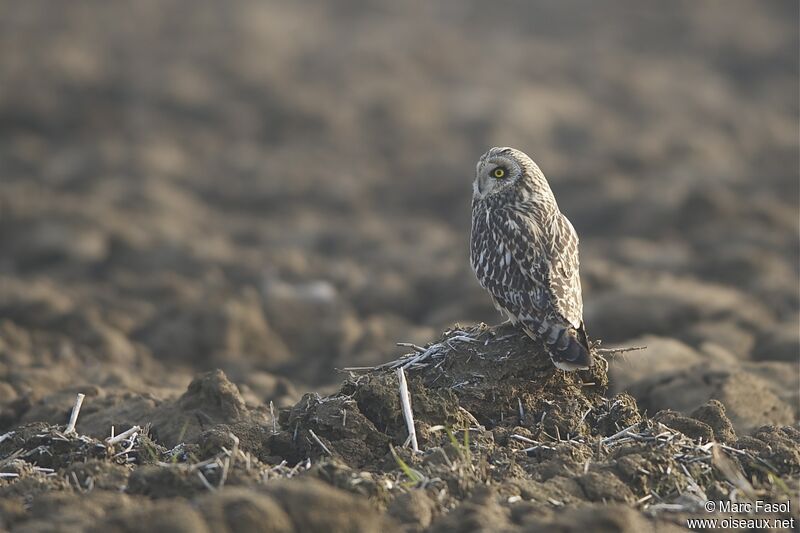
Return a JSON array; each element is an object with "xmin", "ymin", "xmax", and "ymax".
[
  {"xmin": 197, "ymin": 470, "xmax": 216, "ymax": 492},
  {"xmin": 106, "ymin": 426, "xmax": 141, "ymax": 446},
  {"xmin": 64, "ymin": 393, "xmax": 85, "ymax": 434},
  {"xmin": 270, "ymin": 401, "xmax": 278, "ymax": 434},
  {"xmin": 396, "ymin": 342, "xmax": 427, "ymax": 353},
  {"xmin": 594, "ymin": 345, "xmax": 646, "ymax": 356},
  {"xmin": 396, "ymin": 368, "xmax": 419, "ymax": 452},
  {"xmin": 522, "ymin": 444, "xmax": 556, "ymax": 453},
  {"xmin": 396, "ymin": 346, "xmax": 438, "ymax": 370},
  {"xmin": 646, "ymin": 503, "xmax": 689, "ymax": 513},
  {"xmin": 446, "ymin": 335, "xmax": 478, "ymax": 344},
  {"xmin": 601, "ymin": 422, "xmax": 640, "ymax": 445},
  {"xmin": 218, "ymin": 433, "xmax": 239, "ymax": 488},
  {"xmin": 348, "ymin": 333, "xmax": 473, "ymax": 373},
  {"xmin": 458, "ymin": 407, "xmax": 482, "ymax": 429},
  {"xmin": 509, "ymin": 434, "xmax": 539, "ymax": 445},
  {"xmin": 187, "ymin": 457, "xmax": 220, "ymax": 471},
  {"xmin": 112, "ymin": 432, "xmax": 138, "ymax": 458},
  {"xmin": 308, "ymin": 429, "xmax": 332, "ymax": 456},
  {"xmin": 711, "ymin": 444, "xmax": 756, "ymax": 499},
  {"xmin": 679, "ymin": 462, "xmax": 707, "ymax": 500},
  {"xmin": 70, "ymin": 471, "xmax": 83, "ymax": 493}
]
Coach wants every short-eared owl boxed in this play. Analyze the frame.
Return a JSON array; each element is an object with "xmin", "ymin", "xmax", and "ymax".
[{"xmin": 470, "ymin": 147, "xmax": 592, "ymax": 371}]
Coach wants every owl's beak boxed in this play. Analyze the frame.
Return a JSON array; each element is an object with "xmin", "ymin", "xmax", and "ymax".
[{"xmin": 474, "ymin": 174, "xmax": 492, "ymax": 199}]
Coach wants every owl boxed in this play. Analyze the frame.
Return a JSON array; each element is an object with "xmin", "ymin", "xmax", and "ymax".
[{"xmin": 470, "ymin": 147, "xmax": 592, "ymax": 371}]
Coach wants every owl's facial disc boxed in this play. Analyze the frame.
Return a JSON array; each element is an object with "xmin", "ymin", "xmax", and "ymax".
[{"xmin": 473, "ymin": 155, "xmax": 521, "ymax": 199}]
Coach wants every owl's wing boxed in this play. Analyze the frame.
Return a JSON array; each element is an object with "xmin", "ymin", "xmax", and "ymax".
[
  {"xmin": 496, "ymin": 209, "xmax": 583, "ymax": 330},
  {"xmin": 545, "ymin": 213, "xmax": 583, "ymax": 329}
]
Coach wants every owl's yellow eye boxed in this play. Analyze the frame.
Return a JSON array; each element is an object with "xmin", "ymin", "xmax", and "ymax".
[{"xmin": 493, "ymin": 167, "xmax": 506, "ymax": 179}]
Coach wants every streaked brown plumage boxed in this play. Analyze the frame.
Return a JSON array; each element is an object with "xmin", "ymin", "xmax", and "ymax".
[{"xmin": 470, "ymin": 147, "xmax": 591, "ymax": 370}]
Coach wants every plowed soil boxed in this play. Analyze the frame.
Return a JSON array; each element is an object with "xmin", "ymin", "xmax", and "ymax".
[{"xmin": 1, "ymin": 1, "xmax": 798, "ymax": 531}]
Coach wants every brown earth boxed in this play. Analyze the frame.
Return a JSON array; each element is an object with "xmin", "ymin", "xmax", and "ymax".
[{"xmin": 0, "ymin": 0, "xmax": 798, "ymax": 531}]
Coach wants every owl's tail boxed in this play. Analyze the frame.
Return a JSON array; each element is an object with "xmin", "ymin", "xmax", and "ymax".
[{"xmin": 527, "ymin": 320, "xmax": 593, "ymax": 371}]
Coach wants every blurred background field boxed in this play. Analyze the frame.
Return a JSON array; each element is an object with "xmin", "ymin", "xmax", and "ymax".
[{"xmin": 0, "ymin": 0, "xmax": 797, "ymax": 432}]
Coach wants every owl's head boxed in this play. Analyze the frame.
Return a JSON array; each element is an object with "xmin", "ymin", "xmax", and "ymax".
[{"xmin": 473, "ymin": 146, "xmax": 545, "ymax": 201}]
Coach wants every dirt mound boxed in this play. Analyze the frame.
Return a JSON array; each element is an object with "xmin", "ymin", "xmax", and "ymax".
[
  {"xmin": 267, "ymin": 324, "xmax": 619, "ymax": 469},
  {"xmin": 262, "ymin": 326, "xmax": 798, "ymax": 527}
]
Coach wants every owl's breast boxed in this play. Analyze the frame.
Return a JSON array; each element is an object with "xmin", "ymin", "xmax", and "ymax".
[
  {"xmin": 469, "ymin": 204, "xmax": 492, "ymax": 281},
  {"xmin": 470, "ymin": 204, "xmax": 514, "ymax": 288}
]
